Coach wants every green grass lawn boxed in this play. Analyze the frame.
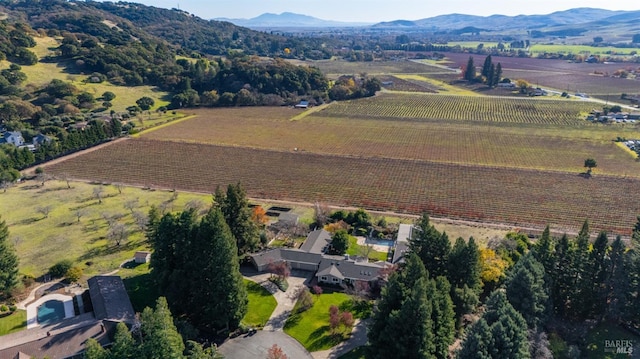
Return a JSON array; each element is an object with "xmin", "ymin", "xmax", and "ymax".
[
  {"xmin": 0, "ymin": 180, "xmax": 210, "ymax": 278},
  {"xmin": 120, "ymin": 262, "xmax": 157, "ymax": 312},
  {"xmin": 284, "ymin": 292, "xmax": 354, "ymax": 352},
  {"xmin": 0, "ymin": 310, "xmax": 27, "ymax": 336},
  {"xmin": 242, "ymin": 279, "xmax": 277, "ymax": 328},
  {"xmin": 346, "ymin": 236, "xmax": 388, "ymax": 262},
  {"xmin": 585, "ymin": 322, "xmax": 639, "ymax": 358}
]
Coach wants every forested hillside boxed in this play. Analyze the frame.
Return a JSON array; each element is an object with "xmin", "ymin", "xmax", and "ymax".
[{"xmin": 0, "ymin": 0, "xmax": 344, "ymax": 184}]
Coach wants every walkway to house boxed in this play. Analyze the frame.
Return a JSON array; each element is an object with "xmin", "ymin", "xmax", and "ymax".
[
  {"xmin": 241, "ymin": 267, "xmax": 310, "ymax": 331},
  {"xmin": 240, "ymin": 266, "xmax": 369, "ymax": 358}
]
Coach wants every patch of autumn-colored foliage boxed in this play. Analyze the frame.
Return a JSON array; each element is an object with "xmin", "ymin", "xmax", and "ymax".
[
  {"xmin": 252, "ymin": 205, "xmax": 268, "ymax": 225},
  {"xmin": 324, "ymin": 220, "xmax": 349, "ymax": 233},
  {"xmin": 480, "ymin": 248, "xmax": 509, "ymax": 285}
]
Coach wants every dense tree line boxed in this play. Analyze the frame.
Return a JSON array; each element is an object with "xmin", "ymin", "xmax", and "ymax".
[
  {"xmin": 464, "ymin": 55, "xmax": 502, "ymax": 86},
  {"xmin": 85, "ymin": 297, "xmax": 222, "ymax": 359},
  {"xmin": 368, "ymin": 253, "xmax": 455, "ymax": 359},
  {"xmin": 148, "ymin": 190, "xmax": 255, "ymax": 332},
  {"xmin": 0, "ymin": 21, "xmax": 38, "ymax": 66},
  {"xmin": 169, "ymin": 55, "xmax": 330, "ymax": 108},
  {"xmin": 368, "ymin": 214, "xmax": 640, "ymax": 358},
  {"xmin": 0, "ymin": 215, "xmax": 19, "ymax": 299}
]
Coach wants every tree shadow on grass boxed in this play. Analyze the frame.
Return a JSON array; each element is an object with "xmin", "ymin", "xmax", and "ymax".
[
  {"xmin": 123, "ymin": 273, "xmax": 158, "ymax": 312},
  {"xmin": 78, "ymin": 240, "xmax": 138, "ymax": 261},
  {"xmin": 307, "ymin": 326, "xmax": 345, "ymax": 352}
]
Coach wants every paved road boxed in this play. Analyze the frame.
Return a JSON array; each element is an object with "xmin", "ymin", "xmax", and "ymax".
[{"xmin": 218, "ymin": 330, "xmax": 314, "ymax": 359}]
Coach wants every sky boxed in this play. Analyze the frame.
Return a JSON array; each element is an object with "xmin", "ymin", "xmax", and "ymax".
[{"xmin": 127, "ymin": 0, "xmax": 638, "ymax": 22}]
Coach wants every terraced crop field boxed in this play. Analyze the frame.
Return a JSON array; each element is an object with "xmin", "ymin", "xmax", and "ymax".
[
  {"xmin": 141, "ymin": 107, "xmax": 639, "ymax": 177},
  {"xmin": 46, "ymin": 139, "xmax": 640, "ymax": 235},
  {"xmin": 44, "ymin": 91, "xmax": 640, "ymax": 236},
  {"xmin": 315, "ymin": 93, "xmax": 596, "ymax": 125}
]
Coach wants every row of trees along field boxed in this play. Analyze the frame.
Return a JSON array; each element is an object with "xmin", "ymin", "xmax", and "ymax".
[
  {"xmin": 463, "ymin": 55, "xmax": 503, "ymax": 87},
  {"xmin": 367, "ymin": 214, "xmax": 640, "ymax": 358}
]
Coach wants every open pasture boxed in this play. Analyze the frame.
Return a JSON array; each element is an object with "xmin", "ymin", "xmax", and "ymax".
[
  {"xmin": 314, "ymin": 93, "xmax": 595, "ymax": 125},
  {"xmin": 45, "ymin": 139, "xmax": 640, "ymax": 235},
  {"xmin": 0, "ymin": 180, "xmax": 207, "ymax": 277},
  {"xmin": 141, "ymin": 107, "xmax": 639, "ymax": 177}
]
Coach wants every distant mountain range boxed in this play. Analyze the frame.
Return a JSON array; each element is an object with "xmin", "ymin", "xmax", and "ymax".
[
  {"xmin": 215, "ymin": 12, "xmax": 372, "ymax": 28},
  {"xmin": 219, "ymin": 8, "xmax": 640, "ymax": 33}
]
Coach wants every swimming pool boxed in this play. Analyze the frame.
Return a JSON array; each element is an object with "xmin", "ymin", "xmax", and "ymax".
[{"xmin": 37, "ymin": 300, "xmax": 65, "ymax": 325}]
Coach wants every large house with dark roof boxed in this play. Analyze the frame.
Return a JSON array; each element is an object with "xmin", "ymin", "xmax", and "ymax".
[
  {"xmin": 0, "ymin": 276, "xmax": 134, "ymax": 359},
  {"xmin": 250, "ymin": 229, "xmax": 387, "ymax": 287}
]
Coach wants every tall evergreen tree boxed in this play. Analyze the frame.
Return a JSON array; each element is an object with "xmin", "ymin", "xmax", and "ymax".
[
  {"xmin": 464, "ymin": 56, "xmax": 476, "ymax": 81},
  {"xmin": 0, "ymin": 215, "xmax": 19, "ymax": 299},
  {"xmin": 369, "ymin": 253, "xmax": 437, "ymax": 359},
  {"xmin": 457, "ymin": 318, "xmax": 492, "ymax": 359},
  {"xmin": 532, "ymin": 225, "xmax": 554, "ymax": 274},
  {"xmin": 191, "ymin": 207, "xmax": 247, "ymax": 330},
  {"xmin": 215, "ymin": 183, "xmax": 259, "ymax": 254},
  {"xmin": 623, "ymin": 221, "xmax": 640, "ymax": 322},
  {"xmin": 448, "ymin": 237, "xmax": 482, "ymax": 326},
  {"xmin": 605, "ymin": 236, "xmax": 627, "ymax": 321},
  {"xmin": 551, "ymin": 234, "xmax": 574, "ymax": 317},
  {"xmin": 459, "ymin": 290, "xmax": 530, "ymax": 359},
  {"xmin": 505, "ymin": 253, "xmax": 549, "ymax": 329},
  {"xmin": 586, "ymin": 231, "xmax": 610, "ymax": 317},
  {"xmin": 140, "ymin": 297, "xmax": 185, "ymax": 359},
  {"xmin": 481, "ymin": 55, "xmax": 493, "ymax": 79},
  {"xmin": 110, "ymin": 322, "xmax": 137, "ymax": 359},
  {"xmin": 410, "ymin": 213, "xmax": 450, "ymax": 278},
  {"xmin": 432, "ymin": 276, "xmax": 456, "ymax": 359},
  {"xmin": 487, "ymin": 63, "xmax": 495, "ymax": 87},
  {"xmin": 493, "ymin": 63, "xmax": 503, "ymax": 86},
  {"xmin": 568, "ymin": 220, "xmax": 592, "ymax": 319}
]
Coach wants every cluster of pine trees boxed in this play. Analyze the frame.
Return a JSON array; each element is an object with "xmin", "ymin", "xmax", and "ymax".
[
  {"xmin": 84, "ymin": 297, "xmax": 222, "ymax": 359},
  {"xmin": 463, "ymin": 55, "xmax": 503, "ymax": 87},
  {"xmin": 147, "ymin": 184, "xmax": 261, "ymax": 333},
  {"xmin": 368, "ymin": 215, "xmax": 640, "ymax": 358}
]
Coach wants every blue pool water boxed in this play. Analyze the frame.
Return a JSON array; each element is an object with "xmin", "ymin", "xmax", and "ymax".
[{"xmin": 37, "ymin": 300, "xmax": 65, "ymax": 325}]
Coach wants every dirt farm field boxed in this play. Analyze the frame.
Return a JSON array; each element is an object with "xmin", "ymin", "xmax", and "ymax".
[
  {"xmin": 41, "ymin": 88, "xmax": 640, "ymax": 236},
  {"xmin": 45, "ymin": 136, "xmax": 640, "ymax": 236},
  {"xmin": 141, "ymin": 103, "xmax": 639, "ymax": 177}
]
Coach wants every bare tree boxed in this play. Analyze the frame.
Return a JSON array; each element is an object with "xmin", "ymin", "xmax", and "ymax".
[
  {"xmin": 185, "ymin": 199, "xmax": 204, "ymax": 212},
  {"xmin": 60, "ymin": 173, "xmax": 72, "ymax": 189},
  {"xmin": 93, "ymin": 186, "xmax": 104, "ymax": 204},
  {"xmin": 1, "ymin": 179, "xmax": 13, "ymax": 193},
  {"xmin": 132, "ymin": 211, "xmax": 148, "ymax": 232},
  {"xmin": 74, "ymin": 208, "xmax": 89, "ymax": 223},
  {"xmin": 124, "ymin": 198, "xmax": 139, "ymax": 214},
  {"xmin": 36, "ymin": 205, "xmax": 53, "ymax": 218},
  {"xmin": 314, "ymin": 202, "xmax": 330, "ymax": 226},
  {"xmin": 102, "ymin": 212, "xmax": 124, "ymax": 227},
  {"xmin": 114, "ymin": 183, "xmax": 124, "ymax": 194},
  {"xmin": 358, "ymin": 243, "xmax": 375, "ymax": 260},
  {"xmin": 107, "ymin": 222, "xmax": 128, "ymax": 246}
]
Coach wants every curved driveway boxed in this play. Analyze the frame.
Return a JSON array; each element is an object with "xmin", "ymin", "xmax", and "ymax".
[{"xmin": 218, "ymin": 330, "xmax": 313, "ymax": 359}]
